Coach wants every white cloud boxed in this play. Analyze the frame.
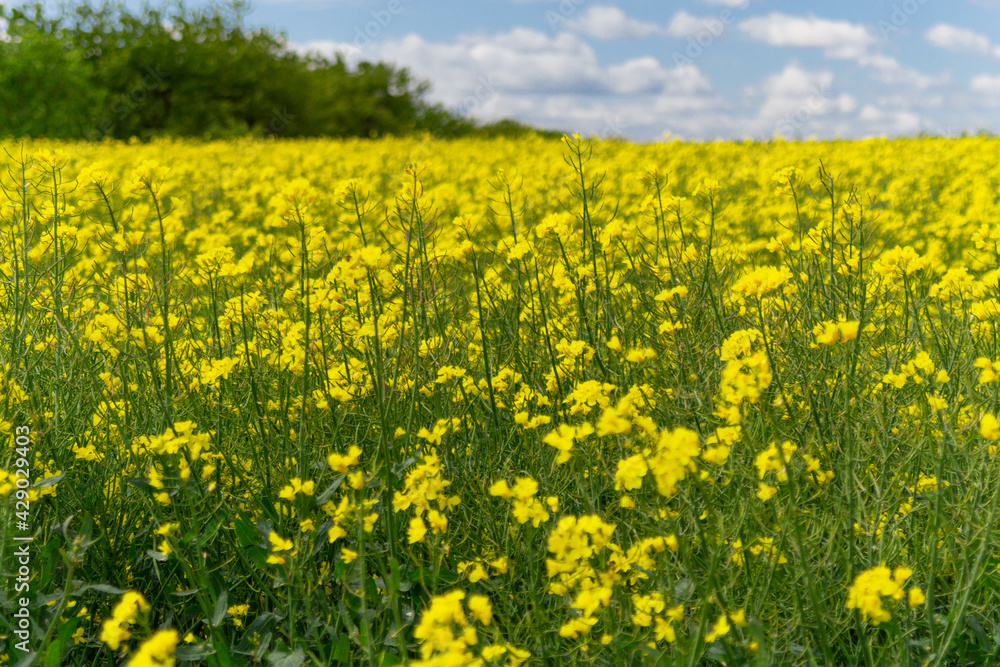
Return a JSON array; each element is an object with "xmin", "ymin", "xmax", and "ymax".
[
  {"xmin": 876, "ymin": 94, "xmax": 943, "ymax": 109},
  {"xmin": 606, "ymin": 58, "xmax": 711, "ymax": 95},
  {"xmin": 852, "ymin": 107, "xmax": 921, "ymax": 136},
  {"xmin": 739, "ymin": 13, "xmax": 875, "ymax": 59},
  {"xmin": 739, "ymin": 12, "xmax": 944, "ymax": 91},
  {"xmin": 858, "ymin": 105, "xmax": 884, "ymax": 122},
  {"xmin": 925, "ymin": 23, "xmax": 1000, "ymax": 57},
  {"xmin": 887, "ymin": 111, "xmax": 921, "ymax": 134},
  {"xmin": 702, "ymin": 0, "xmax": 749, "ymax": 7},
  {"xmin": 459, "ymin": 29, "xmax": 606, "ymax": 94},
  {"xmin": 853, "ymin": 53, "xmax": 947, "ymax": 90},
  {"xmin": 292, "ymin": 28, "xmax": 725, "ymax": 139},
  {"xmin": 747, "ymin": 62, "xmax": 940, "ymax": 138},
  {"xmin": 754, "ymin": 62, "xmax": 855, "ymax": 123},
  {"xmin": 348, "ymin": 28, "xmax": 714, "ymax": 99},
  {"xmin": 293, "ymin": 22, "xmax": 985, "ymax": 140},
  {"xmin": 295, "ymin": 39, "xmax": 364, "ymax": 60},
  {"xmin": 564, "ymin": 6, "xmax": 664, "ymax": 40},
  {"xmin": 666, "ymin": 11, "xmax": 725, "ymax": 38},
  {"xmin": 972, "ymin": 74, "xmax": 1000, "ymax": 95}
]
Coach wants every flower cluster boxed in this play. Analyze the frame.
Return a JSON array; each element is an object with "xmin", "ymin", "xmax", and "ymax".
[
  {"xmin": 394, "ymin": 449, "xmax": 461, "ymax": 543},
  {"xmin": 100, "ymin": 591, "xmax": 150, "ymax": 651},
  {"xmin": 846, "ymin": 565, "xmax": 922, "ymax": 624},
  {"xmin": 412, "ymin": 590, "xmax": 529, "ymax": 667},
  {"xmin": 489, "ymin": 476, "xmax": 555, "ymax": 528}
]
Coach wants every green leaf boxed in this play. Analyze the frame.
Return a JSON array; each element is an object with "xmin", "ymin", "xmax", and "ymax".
[
  {"xmin": 171, "ymin": 588, "xmax": 204, "ymax": 597},
  {"xmin": 673, "ymin": 577, "xmax": 695, "ymax": 600},
  {"xmin": 212, "ymin": 590, "xmax": 229, "ymax": 627},
  {"xmin": 126, "ymin": 477, "xmax": 151, "ymax": 491},
  {"xmin": 267, "ymin": 646, "xmax": 305, "ymax": 667},
  {"xmin": 389, "ymin": 556, "xmax": 406, "ymax": 594},
  {"xmin": 175, "ymin": 644, "xmax": 215, "ymax": 662},
  {"xmin": 391, "ymin": 457, "xmax": 415, "ymax": 476},
  {"xmin": 34, "ymin": 473, "xmax": 64, "ymax": 489},
  {"xmin": 199, "ymin": 510, "xmax": 227, "ymax": 548},
  {"xmin": 316, "ymin": 474, "xmax": 346, "ymax": 505},
  {"xmin": 14, "ymin": 651, "xmax": 37, "ymax": 667},
  {"xmin": 234, "ymin": 519, "xmax": 268, "ymax": 568},
  {"xmin": 333, "ymin": 633, "xmax": 350, "ymax": 662},
  {"xmin": 749, "ymin": 618, "xmax": 770, "ymax": 667},
  {"xmin": 247, "ymin": 612, "xmax": 284, "ymax": 630},
  {"xmin": 87, "ymin": 583, "xmax": 126, "ymax": 595},
  {"xmin": 376, "ymin": 651, "xmax": 402, "ymax": 666},
  {"xmin": 43, "ymin": 616, "xmax": 78, "ymax": 667},
  {"xmin": 234, "ymin": 519, "xmax": 260, "ymax": 548}
]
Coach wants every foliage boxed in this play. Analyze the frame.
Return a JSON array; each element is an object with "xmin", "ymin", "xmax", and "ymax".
[{"xmin": 0, "ymin": 1, "xmax": 531, "ymax": 140}]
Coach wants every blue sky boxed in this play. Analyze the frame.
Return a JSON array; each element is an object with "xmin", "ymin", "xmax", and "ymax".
[{"xmin": 162, "ymin": 0, "xmax": 1000, "ymax": 139}]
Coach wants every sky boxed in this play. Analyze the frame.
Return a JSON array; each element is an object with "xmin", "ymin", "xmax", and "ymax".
[{"xmin": 167, "ymin": 0, "xmax": 1000, "ymax": 140}]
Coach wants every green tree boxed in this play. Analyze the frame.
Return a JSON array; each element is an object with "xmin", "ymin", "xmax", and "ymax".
[
  {"xmin": 0, "ymin": 9, "xmax": 103, "ymax": 138},
  {"xmin": 0, "ymin": 1, "xmax": 554, "ymax": 140}
]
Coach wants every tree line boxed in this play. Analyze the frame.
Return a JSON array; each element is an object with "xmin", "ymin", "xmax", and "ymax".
[{"xmin": 0, "ymin": 1, "xmax": 557, "ymax": 140}]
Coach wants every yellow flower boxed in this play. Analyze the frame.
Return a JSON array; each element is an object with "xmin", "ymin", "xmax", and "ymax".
[
  {"xmin": 847, "ymin": 564, "xmax": 911, "ymax": 624},
  {"xmin": 327, "ymin": 525, "xmax": 347, "ymax": 544},
  {"xmin": 839, "ymin": 320, "xmax": 860, "ymax": 342},
  {"xmin": 614, "ymin": 455, "xmax": 648, "ymax": 490},
  {"xmin": 812, "ymin": 321, "xmax": 841, "ymax": 345},
  {"xmin": 701, "ymin": 445, "xmax": 730, "ymax": 465},
  {"xmin": 490, "ymin": 556, "xmax": 509, "ymax": 574},
  {"xmin": 227, "ymin": 603, "xmax": 250, "ymax": 628},
  {"xmin": 654, "ymin": 617, "xmax": 676, "ymax": 642},
  {"xmin": 100, "ymin": 620, "xmax": 132, "ymax": 651},
  {"xmin": 467, "ymin": 594, "xmax": 493, "ymax": 625},
  {"xmin": 99, "ymin": 591, "xmax": 149, "ymax": 650},
  {"xmin": 704, "ymin": 614, "xmax": 731, "ymax": 642},
  {"xmin": 511, "ymin": 477, "xmax": 538, "ymax": 500},
  {"xmin": 426, "ymin": 509, "xmax": 449, "ymax": 533},
  {"xmin": 926, "ymin": 393, "xmax": 948, "ymax": 412},
  {"xmin": 981, "ymin": 413, "xmax": 1000, "ymax": 441},
  {"xmin": 268, "ymin": 532, "xmax": 294, "ymax": 552},
  {"xmin": 327, "ymin": 445, "xmax": 363, "ymax": 473},
  {"xmin": 130, "ymin": 630, "xmax": 178, "ymax": 667},
  {"xmin": 279, "ymin": 477, "xmax": 316, "ymax": 500},
  {"xmin": 408, "ymin": 516, "xmax": 428, "ymax": 543},
  {"xmin": 756, "ymin": 483, "xmax": 778, "ymax": 501},
  {"xmin": 482, "ymin": 645, "xmax": 507, "ymax": 660},
  {"xmin": 464, "ymin": 561, "xmax": 488, "ymax": 583},
  {"xmin": 154, "ymin": 522, "xmax": 179, "ymax": 537},
  {"xmin": 732, "ymin": 265, "xmax": 793, "ymax": 298},
  {"xmin": 488, "ymin": 479, "xmax": 512, "ymax": 499}
]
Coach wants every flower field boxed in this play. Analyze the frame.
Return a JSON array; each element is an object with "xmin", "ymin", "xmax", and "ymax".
[{"xmin": 3, "ymin": 134, "xmax": 1000, "ymax": 665}]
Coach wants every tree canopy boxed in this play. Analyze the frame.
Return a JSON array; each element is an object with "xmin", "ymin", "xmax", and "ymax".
[{"xmin": 0, "ymin": 1, "xmax": 556, "ymax": 140}]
